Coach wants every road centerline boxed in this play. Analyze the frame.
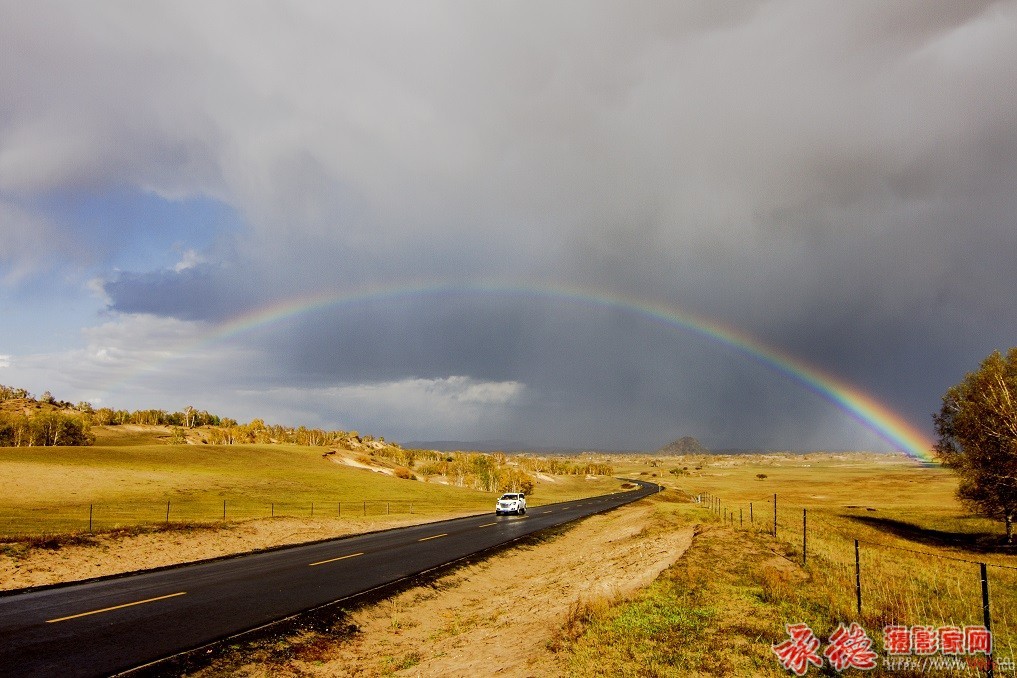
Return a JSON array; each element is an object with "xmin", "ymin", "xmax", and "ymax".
[
  {"xmin": 3, "ymin": 480, "xmax": 656, "ymax": 677},
  {"xmin": 309, "ymin": 552, "xmax": 365, "ymax": 567},
  {"xmin": 418, "ymin": 533, "xmax": 448, "ymax": 541},
  {"xmin": 46, "ymin": 592, "xmax": 187, "ymax": 624}
]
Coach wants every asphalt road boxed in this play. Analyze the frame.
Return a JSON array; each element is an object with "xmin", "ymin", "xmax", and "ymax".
[{"xmin": 0, "ymin": 480, "xmax": 660, "ymax": 677}]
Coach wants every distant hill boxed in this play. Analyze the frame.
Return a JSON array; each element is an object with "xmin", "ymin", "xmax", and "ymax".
[
  {"xmin": 406, "ymin": 439, "xmax": 530, "ymax": 452},
  {"xmin": 656, "ymin": 437, "xmax": 709, "ymax": 455},
  {"xmin": 406, "ymin": 440, "xmax": 639, "ymax": 454}
]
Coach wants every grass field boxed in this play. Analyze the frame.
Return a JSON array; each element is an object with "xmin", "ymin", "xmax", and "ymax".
[
  {"xmin": 554, "ymin": 453, "xmax": 1017, "ymax": 677},
  {"xmin": 0, "ymin": 439, "xmax": 625, "ymax": 537},
  {"xmin": 9, "ymin": 439, "xmax": 1016, "ymax": 675}
]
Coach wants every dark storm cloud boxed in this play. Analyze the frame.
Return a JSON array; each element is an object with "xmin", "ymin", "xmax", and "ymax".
[
  {"xmin": 4, "ymin": 1, "xmax": 1017, "ymax": 449},
  {"xmin": 104, "ymin": 264, "xmax": 255, "ymax": 322}
]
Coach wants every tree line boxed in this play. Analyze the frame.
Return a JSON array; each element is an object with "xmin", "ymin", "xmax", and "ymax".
[
  {"xmin": 201, "ymin": 419, "xmax": 378, "ymax": 448},
  {"xmin": 0, "ymin": 385, "xmax": 95, "ymax": 446},
  {"xmin": 365, "ymin": 446, "xmax": 614, "ymax": 494},
  {"xmin": 0, "ymin": 410, "xmax": 94, "ymax": 447},
  {"xmin": 0, "ymin": 384, "xmax": 387, "ymax": 449}
]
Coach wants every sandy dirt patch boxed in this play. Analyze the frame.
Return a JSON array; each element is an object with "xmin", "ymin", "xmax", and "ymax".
[
  {"xmin": 329, "ymin": 454, "xmax": 394, "ymax": 475},
  {"xmin": 0, "ymin": 514, "xmax": 480, "ymax": 591},
  {"xmin": 196, "ymin": 501, "xmax": 694, "ymax": 677}
]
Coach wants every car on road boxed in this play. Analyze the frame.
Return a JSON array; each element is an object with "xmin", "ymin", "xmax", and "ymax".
[{"xmin": 495, "ymin": 492, "xmax": 526, "ymax": 515}]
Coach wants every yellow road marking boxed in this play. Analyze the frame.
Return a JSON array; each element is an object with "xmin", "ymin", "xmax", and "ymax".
[
  {"xmin": 478, "ymin": 522, "xmax": 497, "ymax": 528},
  {"xmin": 418, "ymin": 533, "xmax": 448, "ymax": 541},
  {"xmin": 309, "ymin": 552, "xmax": 365, "ymax": 567},
  {"xmin": 47, "ymin": 591, "xmax": 187, "ymax": 624}
]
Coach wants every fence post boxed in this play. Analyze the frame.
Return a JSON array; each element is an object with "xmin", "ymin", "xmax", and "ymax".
[
  {"xmin": 387, "ymin": 502, "xmax": 390, "ymax": 515},
  {"xmin": 981, "ymin": 562, "xmax": 994, "ymax": 678},
  {"xmin": 802, "ymin": 508, "xmax": 807, "ymax": 566},
  {"xmin": 773, "ymin": 493, "xmax": 777, "ymax": 538},
  {"xmin": 740, "ymin": 508, "xmax": 743, "ymax": 527},
  {"xmin": 166, "ymin": 500, "xmax": 171, "ymax": 525},
  {"xmin": 855, "ymin": 539, "xmax": 862, "ymax": 615},
  {"xmin": 223, "ymin": 499, "xmax": 227, "ymax": 520},
  {"xmin": 271, "ymin": 502, "xmax": 274, "ymax": 518},
  {"xmin": 89, "ymin": 504, "xmax": 93, "ymax": 533},
  {"xmin": 750, "ymin": 502, "xmax": 753, "ymax": 524},
  {"xmin": 311, "ymin": 502, "xmax": 314, "ymax": 517},
  {"xmin": 338, "ymin": 501, "xmax": 341, "ymax": 517},
  {"xmin": 363, "ymin": 500, "xmax": 366, "ymax": 516}
]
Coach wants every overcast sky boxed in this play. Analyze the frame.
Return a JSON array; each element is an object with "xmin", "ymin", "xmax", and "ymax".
[{"xmin": 2, "ymin": 1, "xmax": 1015, "ymax": 451}]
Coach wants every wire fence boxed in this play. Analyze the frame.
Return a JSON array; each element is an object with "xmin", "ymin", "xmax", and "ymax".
[
  {"xmin": 0, "ymin": 498, "xmax": 491, "ymax": 538},
  {"xmin": 698, "ymin": 491, "xmax": 1017, "ymax": 677},
  {"xmin": 0, "ymin": 491, "xmax": 606, "ymax": 539}
]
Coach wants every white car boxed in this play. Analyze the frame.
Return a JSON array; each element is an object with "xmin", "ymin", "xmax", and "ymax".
[{"xmin": 495, "ymin": 492, "xmax": 526, "ymax": 515}]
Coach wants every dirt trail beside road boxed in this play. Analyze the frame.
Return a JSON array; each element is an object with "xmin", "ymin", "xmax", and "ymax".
[{"xmin": 198, "ymin": 501, "xmax": 694, "ymax": 677}]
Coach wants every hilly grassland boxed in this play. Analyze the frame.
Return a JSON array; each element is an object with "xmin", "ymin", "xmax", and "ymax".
[{"xmin": 0, "ymin": 426, "xmax": 624, "ymax": 538}]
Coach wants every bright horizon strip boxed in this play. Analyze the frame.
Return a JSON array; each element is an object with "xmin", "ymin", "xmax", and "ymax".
[{"xmin": 112, "ymin": 281, "xmax": 936, "ymax": 461}]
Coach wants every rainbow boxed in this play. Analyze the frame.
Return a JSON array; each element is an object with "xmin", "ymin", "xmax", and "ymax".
[{"xmin": 113, "ymin": 281, "xmax": 936, "ymax": 460}]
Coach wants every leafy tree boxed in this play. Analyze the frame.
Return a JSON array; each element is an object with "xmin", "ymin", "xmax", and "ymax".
[{"xmin": 934, "ymin": 348, "xmax": 1017, "ymax": 542}]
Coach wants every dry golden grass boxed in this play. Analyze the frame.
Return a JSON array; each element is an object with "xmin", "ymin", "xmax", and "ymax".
[
  {"xmin": 554, "ymin": 453, "xmax": 1017, "ymax": 677},
  {"xmin": 0, "ymin": 437, "xmax": 625, "ymax": 538}
]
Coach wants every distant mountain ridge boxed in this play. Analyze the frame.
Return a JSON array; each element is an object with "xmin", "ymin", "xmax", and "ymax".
[{"xmin": 656, "ymin": 437, "xmax": 709, "ymax": 455}]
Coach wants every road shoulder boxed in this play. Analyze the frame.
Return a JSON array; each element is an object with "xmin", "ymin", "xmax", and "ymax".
[{"xmin": 192, "ymin": 497, "xmax": 694, "ymax": 677}]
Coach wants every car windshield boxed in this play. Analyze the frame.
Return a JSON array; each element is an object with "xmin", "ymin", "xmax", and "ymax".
[{"xmin": 500, "ymin": 494, "xmax": 519, "ymax": 500}]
